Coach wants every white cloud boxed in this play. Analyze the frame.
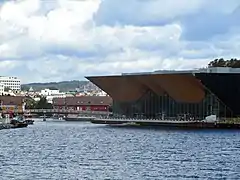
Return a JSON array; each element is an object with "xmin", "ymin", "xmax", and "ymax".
[{"xmin": 0, "ymin": 0, "xmax": 240, "ymax": 83}]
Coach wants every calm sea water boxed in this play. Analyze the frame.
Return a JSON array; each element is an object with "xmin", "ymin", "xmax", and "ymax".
[{"xmin": 0, "ymin": 119, "xmax": 240, "ymax": 180}]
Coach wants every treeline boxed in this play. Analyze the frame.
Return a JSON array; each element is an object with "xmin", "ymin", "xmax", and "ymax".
[
  {"xmin": 22, "ymin": 80, "xmax": 88, "ymax": 92},
  {"xmin": 208, "ymin": 58, "xmax": 240, "ymax": 68},
  {"xmin": 25, "ymin": 97, "xmax": 52, "ymax": 109}
]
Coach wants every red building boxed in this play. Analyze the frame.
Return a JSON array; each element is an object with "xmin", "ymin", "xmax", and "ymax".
[
  {"xmin": 52, "ymin": 96, "xmax": 112, "ymax": 111},
  {"xmin": 0, "ymin": 96, "xmax": 26, "ymax": 112}
]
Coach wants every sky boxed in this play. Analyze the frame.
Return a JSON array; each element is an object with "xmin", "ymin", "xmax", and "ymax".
[{"xmin": 0, "ymin": 0, "xmax": 240, "ymax": 83}]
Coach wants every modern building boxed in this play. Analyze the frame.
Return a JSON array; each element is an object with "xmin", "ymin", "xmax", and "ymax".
[
  {"xmin": 0, "ymin": 96, "xmax": 26, "ymax": 112},
  {"xmin": 86, "ymin": 67, "xmax": 240, "ymax": 120},
  {"xmin": 40, "ymin": 88, "xmax": 61, "ymax": 96},
  {"xmin": 0, "ymin": 83, "xmax": 4, "ymax": 95},
  {"xmin": 52, "ymin": 96, "xmax": 112, "ymax": 111},
  {"xmin": 40, "ymin": 88, "xmax": 66, "ymax": 103},
  {"xmin": 0, "ymin": 76, "xmax": 21, "ymax": 91}
]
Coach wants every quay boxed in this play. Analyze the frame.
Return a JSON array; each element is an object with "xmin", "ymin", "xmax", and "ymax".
[{"xmin": 90, "ymin": 117, "xmax": 240, "ymax": 129}]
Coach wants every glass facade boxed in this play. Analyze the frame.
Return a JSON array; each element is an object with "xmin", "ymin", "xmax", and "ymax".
[{"xmin": 112, "ymin": 88, "xmax": 231, "ymax": 120}]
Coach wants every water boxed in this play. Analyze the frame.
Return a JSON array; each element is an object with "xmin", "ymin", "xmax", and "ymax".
[{"xmin": 0, "ymin": 119, "xmax": 240, "ymax": 180}]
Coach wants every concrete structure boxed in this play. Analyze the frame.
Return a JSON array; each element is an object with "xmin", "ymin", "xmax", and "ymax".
[
  {"xmin": 86, "ymin": 67, "xmax": 240, "ymax": 120},
  {"xmin": 52, "ymin": 96, "xmax": 112, "ymax": 111},
  {"xmin": 0, "ymin": 76, "xmax": 21, "ymax": 91}
]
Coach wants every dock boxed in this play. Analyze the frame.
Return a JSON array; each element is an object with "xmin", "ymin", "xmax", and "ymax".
[{"xmin": 90, "ymin": 118, "xmax": 240, "ymax": 129}]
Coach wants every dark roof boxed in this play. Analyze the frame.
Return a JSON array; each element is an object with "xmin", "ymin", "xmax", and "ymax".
[
  {"xmin": 0, "ymin": 96, "xmax": 25, "ymax": 106},
  {"xmin": 53, "ymin": 96, "xmax": 112, "ymax": 106}
]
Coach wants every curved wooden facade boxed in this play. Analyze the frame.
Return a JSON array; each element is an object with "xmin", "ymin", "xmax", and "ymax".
[
  {"xmin": 87, "ymin": 76, "xmax": 148, "ymax": 102},
  {"xmin": 87, "ymin": 74, "xmax": 205, "ymax": 103}
]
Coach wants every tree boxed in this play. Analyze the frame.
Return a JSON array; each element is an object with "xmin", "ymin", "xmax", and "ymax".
[
  {"xmin": 208, "ymin": 58, "xmax": 240, "ymax": 68},
  {"xmin": 25, "ymin": 97, "xmax": 37, "ymax": 109},
  {"xmin": 35, "ymin": 97, "xmax": 53, "ymax": 109}
]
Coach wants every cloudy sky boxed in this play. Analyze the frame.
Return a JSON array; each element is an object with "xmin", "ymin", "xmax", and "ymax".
[{"xmin": 0, "ymin": 0, "xmax": 240, "ymax": 83}]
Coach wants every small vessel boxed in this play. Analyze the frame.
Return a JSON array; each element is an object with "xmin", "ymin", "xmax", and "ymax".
[
  {"xmin": 25, "ymin": 119, "xmax": 34, "ymax": 125},
  {"xmin": 24, "ymin": 114, "xmax": 34, "ymax": 125},
  {"xmin": 10, "ymin": 116, "xmax": 28, "ymax": 128},
  {"xmin": 64, "ymin": 114, "xmax": 95, "ymax": 121},
  {"xmin": 52, "ymin": 114, "xmax": 64, "ymax": 120}
]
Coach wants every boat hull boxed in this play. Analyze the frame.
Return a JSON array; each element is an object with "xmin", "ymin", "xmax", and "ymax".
[
  {"xmin": 11, "ymin": 123, "xmax": 28, "ymax": 128},
  {"xmin": 25, "ymin": 119, "xmax": 34, "ymax": 125}
]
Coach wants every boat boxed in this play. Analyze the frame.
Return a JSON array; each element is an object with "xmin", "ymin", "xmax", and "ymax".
[
  {"xmin": 24, "ymin": 114, "xmax": 34, "ymax": 125},
  {"xmin": 25, "ymin": 119, "xmax": 34, "ymax": 125},
  {"xmin": 10, "ymin": 116, "xmax": 28, "ymax": 128},
  {"xmin": 64, "ymin": 114, "xmax": 96, "ymax": 121},
  {"xmin": 52, "ymin": 114, "xmax": 64, "ymax": 120}
]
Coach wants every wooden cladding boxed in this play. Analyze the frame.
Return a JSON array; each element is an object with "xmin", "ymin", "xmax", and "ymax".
[{"xmin": 87, "ymin": 74, "xmax": 205, "ymax": 103}]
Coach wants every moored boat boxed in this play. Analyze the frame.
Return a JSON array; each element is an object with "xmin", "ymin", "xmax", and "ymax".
[
  {"xmin": 24, "ymin": 113, "xmax": 34, "ymax": 125},
  {"xmin": 10, "ymin": 116, "xmax": 28, "ymax": 128}
]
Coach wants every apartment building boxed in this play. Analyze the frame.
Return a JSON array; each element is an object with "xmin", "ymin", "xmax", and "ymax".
[
  {"xmin": 0, "ymin": 76, "xmax": 21, "ymax": 91},
  {"xmin": 0, "ymin": 83, "xmax": 4, "ymax": 94},
  {"xmin": 40, "ymin": 88, "xmax": 66, "ymax": 104}
]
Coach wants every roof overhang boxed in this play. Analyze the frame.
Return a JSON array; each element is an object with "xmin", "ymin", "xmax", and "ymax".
[{"xmin": 86, "ymin": 73, "xmax": 205, "ymax": 103}]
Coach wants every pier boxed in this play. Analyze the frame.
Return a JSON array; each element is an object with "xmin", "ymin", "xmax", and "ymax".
[{"xmin": 91, "ymin": 117, "xmax": 240, "ymax": 129}]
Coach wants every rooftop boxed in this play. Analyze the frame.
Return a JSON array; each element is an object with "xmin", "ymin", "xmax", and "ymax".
[{"xmin": 121, "ymin": 67, "xmax": 240, "ymax": 76}]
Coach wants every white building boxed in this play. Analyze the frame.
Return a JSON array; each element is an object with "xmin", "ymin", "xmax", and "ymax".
[
  {"xmin": 0, "ymin": 83, "xmax": 4, "ymax": 95},
  {"xmin": 0, "ymin": 76, "xmax": 21, "ymax": 91},
  {"xmin": 40, "ymin": 88, "xmax": 66, "ymax": 103},
  {"xmin": 40, "ymin": 88, "xmax": 60, "ymax": 96}
]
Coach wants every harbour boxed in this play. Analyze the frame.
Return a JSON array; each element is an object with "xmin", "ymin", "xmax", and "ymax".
[
  {"xmin": 1, "ymin": 0, "xmax": 240, "ymax": 178},
  {"xmin": 0, "ymin": 118, "xmax": 240, "ymax": 179}
]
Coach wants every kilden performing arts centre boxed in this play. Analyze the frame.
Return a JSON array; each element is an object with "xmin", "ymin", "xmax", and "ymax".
[{"xmin": 86, "ymin": 67, "xmax": 240, "ymax": 129}]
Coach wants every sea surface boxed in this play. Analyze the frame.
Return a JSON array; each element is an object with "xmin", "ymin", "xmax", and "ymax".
[{"xmin": 0, "ymin": 119, "xmax": 240, "ymax": 180}]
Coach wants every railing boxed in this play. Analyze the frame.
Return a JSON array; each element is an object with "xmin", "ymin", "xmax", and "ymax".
[{"xmin": 0, "ymin": 109, "xmax": 111, "ymax": 115}]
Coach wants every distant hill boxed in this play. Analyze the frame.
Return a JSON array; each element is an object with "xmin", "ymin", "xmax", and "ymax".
[{"xmin": 22, "ymin": 80, "xmax": 89, "ymax": 92}]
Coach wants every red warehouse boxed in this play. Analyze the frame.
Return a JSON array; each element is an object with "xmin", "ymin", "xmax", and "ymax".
[{"xmin": 52, "ymin": 96, "xmax": 112, "ymax": 111}]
